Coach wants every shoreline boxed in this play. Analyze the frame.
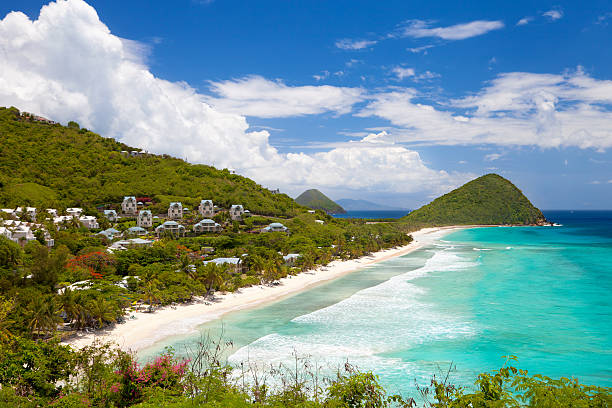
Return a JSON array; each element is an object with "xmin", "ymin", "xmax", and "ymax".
[{"xmin": 64, "ymin": 226, "xmax": 466, "ymax": 353}]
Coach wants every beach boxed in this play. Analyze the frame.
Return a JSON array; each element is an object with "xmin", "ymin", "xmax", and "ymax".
[{"xmin": 65, "ymin": 226, "xmax": 462, "ymax": 352}]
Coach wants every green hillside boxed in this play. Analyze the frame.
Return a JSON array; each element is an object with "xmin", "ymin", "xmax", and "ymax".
[
  {"xmin": 402, "ymin": 174, "xmax": 546, "ymax": 226},
  {"xmin": 295, "ymin": 189, "xmax": 346, "ymax": 214},
  {"xmin": 0, "ymin": 107, "xmax": 301, "ymax": 216}
]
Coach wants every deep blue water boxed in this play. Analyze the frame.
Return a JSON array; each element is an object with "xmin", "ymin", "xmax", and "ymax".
[
  {"xmin": 332, "ymin": 210, "xmax": 410, "ymax": 219},
  {"xmin": 141, "ymin": 211, "xmax": 612, "ymax": 396}
]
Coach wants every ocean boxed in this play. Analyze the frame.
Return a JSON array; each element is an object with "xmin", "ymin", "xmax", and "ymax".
[{"xmin": 140, "ymin": 210, "xmax": 612, "ymax": 395}]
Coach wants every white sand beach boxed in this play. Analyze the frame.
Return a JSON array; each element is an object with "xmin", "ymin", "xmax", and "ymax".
[{"xmin": 65, "ymin": 226, "xmax": 463, "ymax": 352}]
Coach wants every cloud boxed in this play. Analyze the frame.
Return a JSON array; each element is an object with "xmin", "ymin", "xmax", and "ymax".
[
  {"xmin": 358, "ymin": 69, "xmax": 612, "ymax": 150},
  {"xmin": 484, "ymin": 153, "xmax": 503, "ymax": 161},
  {"xmin": 543, "ymin": 9, "xmax": 563, "ymax": 21},
  {"xmin": 400, "ymin": 19, "xmax": 505, "ymax": 40},
  {"xmin": 205, "ymin": 75, "xmax": 364, "ymax": 118},
  {"xmin": 312, "ymin": 70, "xmax": 330, "ymax": 81},
  {"xmin": 335, "ymin": 38, "xmax": 377, "ymax": 50},
  {"xmin": 516, "ymin": 17, "xmax": 533, "ymax": 26},
  {"xmin": 407, "ymin": 45, "xmax": 434, "ymax": 54},
  {"xmin": 0, "ymin": 0, "xmax": 466, "ymax": 199},
  {"xmin": 391, "ymin": 67, "xmax": 415, "ymax": 80}
]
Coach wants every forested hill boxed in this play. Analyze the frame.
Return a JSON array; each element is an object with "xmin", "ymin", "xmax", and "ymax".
[
  {"xmin": 402, "ymin": 174, "xmax": 546, "ymax": 226},
  {"xmin": 295, "ymin": 189, "xmax": 346, "ymax": 214},
  {"xmin": 0, "ymin": 107, "xmax": 302, "ymax": 216}
]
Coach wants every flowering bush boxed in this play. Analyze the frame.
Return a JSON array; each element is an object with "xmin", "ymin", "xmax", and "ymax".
[{"xmin": 66, "ymin": 251, "xmax": 115, "ymax": 279}]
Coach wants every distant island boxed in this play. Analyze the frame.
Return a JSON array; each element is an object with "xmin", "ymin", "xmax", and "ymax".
[
  {"xmin": 295, "ymin": 189, "xmax": 346, "ymax": 214},
  {"xmin": 402, "ymin": 173, "xmax": 547, "ymax": 226},
  {"xmin": 336, "ymin": 198, "xmax": 408, "ymax": 212}
]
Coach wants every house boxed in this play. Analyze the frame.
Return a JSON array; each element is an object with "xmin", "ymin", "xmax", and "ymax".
[
  {"xmin": 155, "ymin": 221, "xmax": 185, "ymax": 237},
  {"xmin": 47, "ymin": 209, "xmax": 58, "ymax": 217},
  {"xmin": 8, "ymin": 224, "xmax": 35, "ymax": 244},
  {"xmin": 168, "ymin": 202, "xmax": 183, "ymax": 220},
  {"xmin": 202, "ymin": 257, "xmax": 246, "ymax": 274},
  {"xmin": 103, "ymin": 209, "xmax": 118, "ymax": 222},
  {"xmin": 108, "ymin": 238, "xmax": 154, "ymax": 252},
  {"xmin": 0, "ymin": 227, "xmax": 11, "ymax": 240},
  {"xmin": 283, "ymin": 253, "xmax": 301, "ymax": 266},
  {"xmin": 79, "ymin": 215, "xmax": 99, "ymax": 229},
  {"xmin": 127, "ymin": 226, "xmax": 147, "ymax": 236},
  {"xmin": 315, "ymin": 220, "xmax": 324, "ymax": 225},
  {"xmin": 25, "ymin": 207, "xmax": 37, "ymax": 221},
  {"xmin": 193, "ymin": 219, "xmax": 222, "ymax": 234},
  {"xmin": 230, "ymin": 205, "xmax": 244, "ymax": 221},
  {"xmin": 137, "ymin": 210, "xmax": 153, "ymax": 228},
  {"xmin": 307, "ymin": 210, "xmax": 316, "ymax": 214},
  {"xmin": 0, "ymin": 209, "xmax": 17, "ymax": 219},
  {"xmin": 122, "ymin": 196, "xmax": 138, "ymax": 215},
  {"xmin": 66, "ymin": 208, "xmax": 83, "ymax": 218},
  {"xmin": 198, "ymin": 200, "xmax": 215, "ymax": 217},
  {"xmin": 98, "ymin": 228, "xmax": 121, "ymax": 240},
  {"xmin": 262, "ymin": 222, "xmax": 289, "ymax": 233},
  {"xmin": 53, "ymin": 215, "xmax": 74, "ymax": 227}
]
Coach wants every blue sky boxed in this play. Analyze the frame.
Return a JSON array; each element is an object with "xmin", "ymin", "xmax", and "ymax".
[{"xmin": 1, "ymin": 0, "xmax": 611, "ymax": 209}]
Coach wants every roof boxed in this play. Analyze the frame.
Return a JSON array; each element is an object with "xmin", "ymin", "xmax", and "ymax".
[
  {"xmin": 128, "ymin": 226, "xmax": 146, "ymax": 232},
  {"xmin": 230, "ymin": 205, "xmax": 244, "ymax": 210},
  {"xmin": 197, "ymin": 219, "xmax": 216, "ymax": 225},
  {"xmin": 269, "ymin": 222, "xmax": 285, "ymax": 228},
  {"xmin": 123, "ymin": 196, "xmax": 136, "ymax": 201},
  {"xmin": 283, "ymin": 253, "xmax": 300, "ymax": 261},
  {"xmin": 104, "ymin": 209, "xmax": 117, "ymax": 215},
  {"xmin": 169, "ymin": 202, "xmax": 182, "ymax": 207},
  {"xmin": 204, "ymin": 257, "xmax": 241, "ymax": 265},
  {"xmin": 161, "ymin": 220, "xmax": 179, "ymax": 226},
  {"xmin": 139, "ymin": 210, "xmax": 152, "ymax": 215},
  {"xmin": 200, "ymin": 199, "xmax": 213, "ymax": 204}
]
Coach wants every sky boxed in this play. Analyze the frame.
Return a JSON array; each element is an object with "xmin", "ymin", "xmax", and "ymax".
[{"xmin": 0, "ymin": 0, "xmax": 611, "ymax": 209}]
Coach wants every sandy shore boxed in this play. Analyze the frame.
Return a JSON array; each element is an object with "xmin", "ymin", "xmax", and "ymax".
[{"xmin": 65, "ymin": 226, "xmax": 464, "ymax": 353}]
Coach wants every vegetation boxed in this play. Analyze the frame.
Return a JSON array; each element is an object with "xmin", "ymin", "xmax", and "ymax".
[
  {"xmin": 295, "ymin": 189, "xmax": 346, "ymax": 214},
  {"xmin": 0, "ymin": 107, "xmax": 301, "ymax": 217},
  {"xmin": 402, "ymin": 174, "xmax": 546, "ymax": 227}
]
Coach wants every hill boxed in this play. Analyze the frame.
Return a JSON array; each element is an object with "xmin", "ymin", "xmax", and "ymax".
[
  {"xmin": 0, "ymin": 107, "xmax": 302, "ymax": 216},
  {"xmin": 295, "ymin": 189, "xmax": 346, "ymax": 214},
  {"xmin": 336, "ymin": 198, "xmax": 407, "ymax": 212},
  {"xmin": 402, "ymin": 174, "xmax": 546, "ymax": 226}
]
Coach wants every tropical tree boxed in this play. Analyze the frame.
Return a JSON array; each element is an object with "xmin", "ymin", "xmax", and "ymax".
[
  {"xmin": 87, "ymin": 297, "xmax": 116, "ymax": 329},
  {"xmin": 27, "ymin": 294, "xmax": 62, "ymax": 337},
  {"xmin": 0, "ymin": 296, "xmax": 15, "ymax": 342},
  {"xmin": 197, "ymin": 262, "xmax": 225, "ymax": 296},
  {"xmin": 141, "ymin": 278, "xmax": 161, "ymax": 312}
]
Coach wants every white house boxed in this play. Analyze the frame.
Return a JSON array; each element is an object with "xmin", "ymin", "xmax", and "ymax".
[
  {"xmin": 108, "ymin": 238, "xmax": 153, "ymax": 252},
  {"xmin": 122, "ymin": 196, "xmax": 138, "ymax": 215},
  {"xmin": 193, "ymin": 219, "xmax": 222, "ymax": 234},
  {"xmin": 283, "ymin": 253, "xmax": 301, "ymax": 266},
  {"xmin": 66, "ymin": 208, "xmax": 83, "ymax": 218},
  {"xmin": 262, "ymin": 222, "xmax": 289, "ymax": 233},
  {"xmin": 0, "ymin": 227, "xmax": 11, "ymax": 240},
  {"xmin": 198, "ymin": 200, "xmax": 215, "ymax": 217},
  {"xmin": 79, "ymin": 215, "xmax": 99, "ymax": 229},
  {"xmin": 47, "ymin": 209, "xmax": 58, "ymax": 217},
  {"xmin": 137, "ymin": 210, "xmax": 153, "ymax": 228},
  {"xmin": 98, "ymin": 228, "xmax": 121, "ymax": 240},
  {"xmin": 25, "ymin": 207, "xmax": 37, "ymax": 221},
  {"xmin": 103, "ymin": 209, "xmax": 118, "ymax": 222},
  {"xmin": 155, "ymin": 220, "xmax": 185, "ymax": 237},
  {"xmin": 315, "ymin": 220, "xmax": 324, "ymax": 225},
  {"xmin": 127, "ymin": 226, "xmax": 147, "ymax": 236},
  {"xmin": 230, "ymin": 205, "xmax": 244, "ymax": 221},
  {"xmin": 168, "ymin": 202, "xmax": 183, "ymax": 219}
]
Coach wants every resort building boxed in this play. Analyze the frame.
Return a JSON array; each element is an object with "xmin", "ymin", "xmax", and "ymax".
[
  {"xmin": 283, "ymin": 253, "xmax": 301, "ymax": 266},
  {"xmin": 103, "ymin": 209, "xmax": 118, "ymax": 222},
  {"xmin": 127, "ymin": 226, "xmax": 147, "ymax": 236},
  {"xmin": 229, "ymin": 205, "xmax": 244, "ymax": 221},
  {"xmin": 198, "ymin": 200, "xmax": 215, "ymax": 217},
  {"xmin": 66, "ymin": 207, "xmax": 83, "ymax": 218},
  {"xmin": 193, "ymin": 219, "xmax": 222, "ymax": 234},
  {"xmin": 155, "ymin": 220, "xmax": 185, "ymax": 237},
  {"xmin": 47, "ymin": 209, "xmax": 58, "ymax": 217},
  {"xmin": 108, "ymin": 238, "xmax": 154, "ymax": 252},
  {"xmin": 202, "ymin": 257, "xmax": 246, "ymax": 274},
  {"xmin": 25, "ymin": 207, "xmax": 37, "ymax": 221},
  {"xmin": 79, "ymin": 215, "xmax": 99, "ymax": 229},
  {"xmin": 137, "ymin": 210, "xmax": 153, "ymax": 228},
  {"xmin": 261, "ymin": 222, "xmax": 289, "ymax": 233},
  {"xmin": 168, "ymin": 202, "xmax": 183, "ymax": 220},
  {"xmin": 122, "ymin": 196, "xmax": 138, "ymax": 215},
  {"xmin": 98, "ymin": 228, "xmax": 122, "ymax": 240}
]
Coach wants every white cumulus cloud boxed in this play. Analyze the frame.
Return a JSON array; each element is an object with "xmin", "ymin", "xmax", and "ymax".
[
  {"xmin": 0, "ymin": 0, "xmax": 465, "ymax": 199},
  {"xmin": 335, "ymin": 38, "xmax": 377, "ymax": 50},
  {"xmin": 400, "ymin": 19, "xmax": 505, "ymax": 40},
  {"xmin": 543, "ymin": 9, "xmax": 563, "ymax": 21}
]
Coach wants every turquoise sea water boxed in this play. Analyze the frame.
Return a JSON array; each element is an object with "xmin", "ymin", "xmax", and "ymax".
[{"xmin": 141, "ymin": 211, "xmax": 612, "ymax": 395}]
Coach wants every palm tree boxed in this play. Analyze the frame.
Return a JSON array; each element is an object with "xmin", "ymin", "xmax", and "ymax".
[
  {"xmin": 197, "ymin": 262, "xmax": 225, "ymax": 297},
  {"xmin": 27, "ymin": 294, "xmax": 62, "ymax": 337},
  {"xmin": 87, "ymin": 298, "xmax": 116, "ymax": 329},
  {"xmin": 141, "ymin": 278, "xmax": 161, "ymax": 312},
  {"xmin": 0, "ymin": 296, "xmax": 15, "ymax": 342}
]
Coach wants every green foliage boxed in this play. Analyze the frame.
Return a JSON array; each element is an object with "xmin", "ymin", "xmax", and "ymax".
[
  {"xmin": 402, "ymin": 174, "xmax": 546, "ymax": 227},
  {"xmin": 0, "ymin": 107, "xmax": 302, "ymax": 217},
  {"xmin": 295, "ymin": 189, "xmax": 346, "ymax": 214}
]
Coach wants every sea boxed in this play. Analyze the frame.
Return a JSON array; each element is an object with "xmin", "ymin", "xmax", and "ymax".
[{"xmin": 140, "ymin": 210, "xmax": 612, "ymax": 396}]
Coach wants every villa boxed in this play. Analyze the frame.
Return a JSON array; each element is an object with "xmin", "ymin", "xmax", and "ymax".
[
  {"xmin": 202, "ymin": 257, "xmax": 246, "ymax": 274},
  {"xmin": 283, "ymin": 253, "xmax": 301, "ymax": 266},
  {"xmin": 155, "ymin": 220, "xmax": 185, "ymax": 237},
  {"xmin": 193, "ymin": 219, "xmax": 222, "ymax": 233},
  {"xmin": 230, "ymin": 205, "xmax": 244, "ymax": 221},
  {"xmin": 168, "ymin": 202, "xmax": 183, "ymax": 220},
  {"xmin": 103, "ymin": 209, "xmax": 118, "ymax": 222},
  {"xmin": 127, "ymin": 226, "xmax": 147, "ymax": 236},
  {"xmin": 198, "ymin": 200, "xmax": 215, "ymax": 217},
  {"xmin": 79, "ymin": 215, "xmax": 99, "ymax": 229},
  {"xmin": 47, "ymin": 209, "xmax": 58, "ymax": 217},
  {"xmin": 108, "ymin": 238, "xmax": 154, "ymax": 252},
  {"xmin": 122, "ymin": 196, "xmax": 138, "ymax": 215},
  {"xmin": 261, "ymin": 222, "xmax": 289, "ymax": 233},
  {"xmin": 25, "ymin": 207, "xmax": 37, "ymax": 221},
  {"xmin": 66, "ymin": 207, "xmax": 83, "ymax": 218},
  {"xmin": 98, "ymin": 228, "xmax": 121, "ymax": 240},
  {"xmin": 137, "ymin": 210, "xmax": 153, "ymax": 228}
]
